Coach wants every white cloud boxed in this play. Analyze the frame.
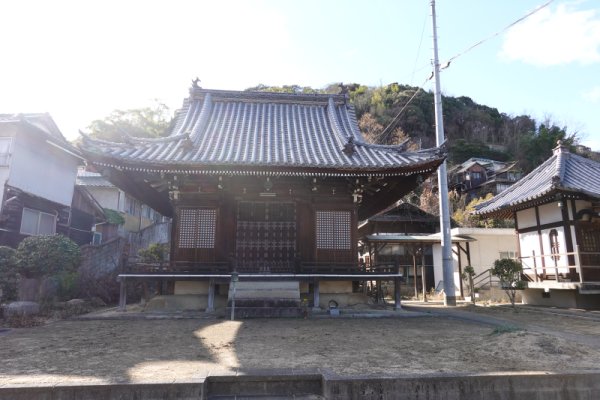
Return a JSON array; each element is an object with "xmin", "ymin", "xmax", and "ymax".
[
  {"xmin": 500, "ymin": 2, "xmax": 600, "ymax": 66},
  {"xmin": 582, "ymin": 86, "xmax": 600, "ymax": 102}
]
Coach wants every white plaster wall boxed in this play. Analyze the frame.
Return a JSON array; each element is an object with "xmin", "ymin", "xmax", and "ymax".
[
  {"xmin": 516, "ymin": 208, "xmax": 536, "ymax": 229},
  {"xmin": 0, "ymin": 127, "xmax": 17, "ymax": 207},
  {"xmin": 460, "ymin": 229, "xmax": 518, "ymax": 274},
  {"xmin": 8, "ymin": 134, "xmax": 79, "ymax": 206},
  {"xmin": 538, "ymin": 202, "xmax": 562, "ymax": 225},
  {"xmin": 85, "ymin": 187, "xmax": 120, "ymax": 210},
  {"xmin": 433, "ymin": 228, "xmax": 517, "ymax": 297},
  {"xmin": 432, "ymin": 244, "xmax": 461, "ymax": 296},
  {"xmin": 519, "ymin": 231, "xmax": 542, "ymax": 273}
]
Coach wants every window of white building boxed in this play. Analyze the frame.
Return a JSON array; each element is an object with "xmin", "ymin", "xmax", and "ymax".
[{"xmin": 20, "ymin": 208, "xmax": 56, "ymax": 236}]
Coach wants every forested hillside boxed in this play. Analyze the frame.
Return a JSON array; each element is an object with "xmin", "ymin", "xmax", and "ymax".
[{"xmin": 246, "ymin": 83, "xmax": 582, "ymax": 173}]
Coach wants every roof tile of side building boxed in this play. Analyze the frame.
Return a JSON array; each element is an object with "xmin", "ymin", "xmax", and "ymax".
[
  {"xmin": 0, "ymin": 113, "xmax": 70, "ymax": 144},
  {"xmin": 76, "ymin": 169, "xmax": 114, "ymax": 187},
  {"xmin": 79, "ymin": 86, "xmax": 444, "ymax": 175},
  {"xmin": 476, "ymin": 143, "xmax": 600, "ymax": 217}
]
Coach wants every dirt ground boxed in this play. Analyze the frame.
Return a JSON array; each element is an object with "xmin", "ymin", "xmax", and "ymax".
[{"xmin": 1, "ymin": 304, "xmax": 600, "ymax": 386}]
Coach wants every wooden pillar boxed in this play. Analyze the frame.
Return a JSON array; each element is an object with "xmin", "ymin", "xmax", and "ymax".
[
  {"xmin": 118, "ymin": 277, "xmax": 127, "ymax": 312},
  {"xmin": 312, "ymin": 280, "xmax": 321, "ymax": 311},
  {"xmin": 421, "ymin": 251, "xmax": 427, "ymax": 302},
  {"xmin": 206, "ymin": 278, "xmax": 215, "ymax": 312},
  {"xmin": 412, "ymin": 253, "xmax": 418, "ymax": 298},
  {"xmin": 456, "ymin": 244, "xmax": 464, "ymax": 299},
  {"xmin": 394, "ymin": 277, "xmax": 402, "ymax": 310}
]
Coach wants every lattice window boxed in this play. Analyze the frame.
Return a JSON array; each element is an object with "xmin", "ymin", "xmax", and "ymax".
[
  {"xmin": 178, "ymin": 208, "xmax": 216, "ymax": 249},
  {"xmin": 316, "ymin": 211, "xmax": 351, "ymax": 250}
]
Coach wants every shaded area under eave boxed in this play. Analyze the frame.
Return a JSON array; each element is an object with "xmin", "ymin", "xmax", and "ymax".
[{"xmin": 80, "ymin": 153, "xmax": 444, "ymax": 221}]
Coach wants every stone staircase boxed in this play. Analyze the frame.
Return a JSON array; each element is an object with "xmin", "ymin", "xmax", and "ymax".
[{"xmin": 227, "ymin": 281, "xmax": 304, "ymax": 318}]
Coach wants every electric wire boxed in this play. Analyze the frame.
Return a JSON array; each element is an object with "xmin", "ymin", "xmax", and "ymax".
[{"xmin": 377, "ymin": 0, "xmax": 556, "ymax": 144}]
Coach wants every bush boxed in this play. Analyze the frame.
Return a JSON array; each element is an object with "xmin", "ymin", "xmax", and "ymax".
[
  {"xmin": 16, "ymin": 235, "xmax": 81, "ymax": 278},
  {"xmin": 491, "ymin": 258, "xmax": 525, "ymax": 309},
  {"xmin": 0, "ymin": 246, "xmax": 19, "ymax": 302},
  {"xmin": 138, "ymin": 243, "xmax": 168, "ymax": 262}
]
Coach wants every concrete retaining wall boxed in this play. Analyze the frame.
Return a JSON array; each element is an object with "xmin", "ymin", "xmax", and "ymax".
[{"xmin": 2, "ymin": 371, "xmax": 599, "ymax": 399}]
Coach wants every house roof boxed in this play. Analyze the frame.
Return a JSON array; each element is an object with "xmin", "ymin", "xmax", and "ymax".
[
  {"xmin": 76, "ymin": 168, "xmax": 114, "ymax": 187},
  {"xmin": 0, "ymin": 113, "xmax": 82, "ymax": 159},
  {"xmin": 476, "ymin": 143, "xmax": 600, "ymax": 218},
  {"xmin": 79, "ymin": 86, "xmax": 445, "ymax": 176},
  {"xmin": 1, "ymin": 113, "xmax": 67, "ymax": 143}
]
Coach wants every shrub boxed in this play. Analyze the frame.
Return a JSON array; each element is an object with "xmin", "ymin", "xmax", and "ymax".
[
  {"xmin": 0, "ymin": 246, "xmax": 18, "ymax": 302},
  {"xmin": 16, "ymin": 235, "xmax": 81, "ymax": 278},
  {"xmin": 138, "ymin": 243, "xmax": 168, "ymax": 263},
  {"xmin": 491, "ymin": 258, "xmax": 525, "ymax": 310}
]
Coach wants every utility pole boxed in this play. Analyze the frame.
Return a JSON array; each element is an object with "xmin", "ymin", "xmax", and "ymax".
[{"xmin": 431, "ymin": 0, "xmax": 456, "ymax": 306}]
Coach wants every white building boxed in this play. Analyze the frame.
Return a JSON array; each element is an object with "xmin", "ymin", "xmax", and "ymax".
[
  {"xmin": 0, "ymin": 114, "xmax": 83, "ymax": 247},
  {"xmin": 432, "ymin": 227, "xmax": 517, "ymax": 297},
  {"xmin": 477, "ymin": 142, "xmax": 600, "ymax": 309}
]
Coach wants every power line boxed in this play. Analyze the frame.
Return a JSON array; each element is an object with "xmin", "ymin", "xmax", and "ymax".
[
  {"xmin": 441, "ymin": 0, "xmax": 555, "ymax": 71},
  {"xmin": 376, "ymin": 0, "xmax": 555, "ymax": 144}
]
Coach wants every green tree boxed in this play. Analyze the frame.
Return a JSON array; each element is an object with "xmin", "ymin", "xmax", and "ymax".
[
  {"xmin": 491, "ymin": 258, "xmax": 524, "ymax": 310},
  {"xmin": 517, "ymin": 123, "xmax": 578, "ymax": 173},
  {"xmin": 87, "ymin": 101, "xmax": 173, "ymax": 142},
  {"xmin": 0, "ymin": 246, "xmax": 18, "ymax": 302},
  {"xmin": 16, "ymin": 235, "xmax": 81, "ymax": 278},
  {"xmin": 461, "ymin": 265, "xmax": 476, "ymax": 304}
]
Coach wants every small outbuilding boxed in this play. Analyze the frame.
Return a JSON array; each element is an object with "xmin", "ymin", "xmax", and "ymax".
[{"xmin": 476, "ymin": 142, "xmax": 600, "ymax": 309}]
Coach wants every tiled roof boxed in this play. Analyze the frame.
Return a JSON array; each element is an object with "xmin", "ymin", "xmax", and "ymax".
[
  {"xmin": 476, "ymin": 144, "xmax": 600, "ymax": 217},
  {"xmin": 80, "ymin": 87, "xmax": 444, "ymax": 176},
  {"xmin": 0, "ymin": 113, "xmax": 70, "ymax": 144},
  {"xmin": 76, "ymin": 169, "xmax": 114, "ymax": 187}
]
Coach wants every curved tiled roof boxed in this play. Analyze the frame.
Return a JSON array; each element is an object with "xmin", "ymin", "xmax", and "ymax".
[
  {"xmin": 476, "ymin": 144, "xmax": 600, "ymax": 217},
  {"xmin": 80, "ymin": 87, "xmax": 444, "ymax": 175}
]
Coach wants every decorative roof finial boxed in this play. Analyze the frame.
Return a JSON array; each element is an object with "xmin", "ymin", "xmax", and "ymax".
[
  {"xmin": 343, "ymin": 136, "xmax": 356, "ymax": 156},
  {"xmin": 338, "ymin": 82, "xmax": 348, "ymax": 95},
  {"xmin": 192, "ymin": 77, "xmax": 201, "ymax": 88},
  {"xmin": 553, "ymin": 139, "xmax": 568, "ymax": 155}
]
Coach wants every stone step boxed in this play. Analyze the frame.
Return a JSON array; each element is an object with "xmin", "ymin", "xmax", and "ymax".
[
  {"xmin": 229, "ymin": 281, "xmax": 300, "ymax": 300},
  {"xmin": 227, "ymin": 306, "xmax": 306, "ymax": 318}
]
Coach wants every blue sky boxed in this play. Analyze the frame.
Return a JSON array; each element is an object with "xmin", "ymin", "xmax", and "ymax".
[{"xmin": 1, "ymin": 0, "xmax": 599, "ymax": 149}]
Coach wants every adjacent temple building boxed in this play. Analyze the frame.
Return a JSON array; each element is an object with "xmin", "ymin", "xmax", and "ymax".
[{"xmin": 80, "ymin": 83, "xmax": 445, "ymax": 315}]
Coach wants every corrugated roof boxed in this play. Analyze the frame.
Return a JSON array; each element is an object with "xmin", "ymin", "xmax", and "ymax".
[
  {"xmin": 476, "ymin": 143, "xmax": 600, "ymax": 217},
  {"xmin": 79, "ymin": 87, "xmax": 444, "ymax": 174}
]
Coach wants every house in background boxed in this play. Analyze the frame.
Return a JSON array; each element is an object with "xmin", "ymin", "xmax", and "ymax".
[
  {"xmin": 449, "ymin": 157, "xmax": 522, "ymax": 200},
  {"xmin": 76, "ymin": 168, "xmax": 165, "ymax": 244},
  {"xmin": 477, "ymin": 142, "xmax": 600, "ymax": 309},
  {"xmin": 0, "ymin": 113, "xmax": 84, "ymax": 247}
]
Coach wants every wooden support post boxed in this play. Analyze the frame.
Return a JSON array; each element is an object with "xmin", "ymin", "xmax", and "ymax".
[
  {"xmin": 421, "ymin": 252, "xmax": 427, "ymax": 303},
  {"xmin": 118, "ymin": 277, "xmax": 127, "ymax": 312},
  {"xmin": 312, "ymin": 280, "xmax": 321, "ymax": 311},
  {"xmin": 532, "ymin": 250, "xmax": 539, "ymax": 282},
  {"xmin": 577, "ymin": 245, "xmax": 584, "ymax": 283},
  {"xmin": 412, "ymin": 253, "xmax": 418, "ymax": 299},
  {"xmin": 394, "ymin": 277, "xmax": 402, "ymax": 310},
  {"xmin": 206, "ymin": 278, "xmax": 215, "ymax": 312}
]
